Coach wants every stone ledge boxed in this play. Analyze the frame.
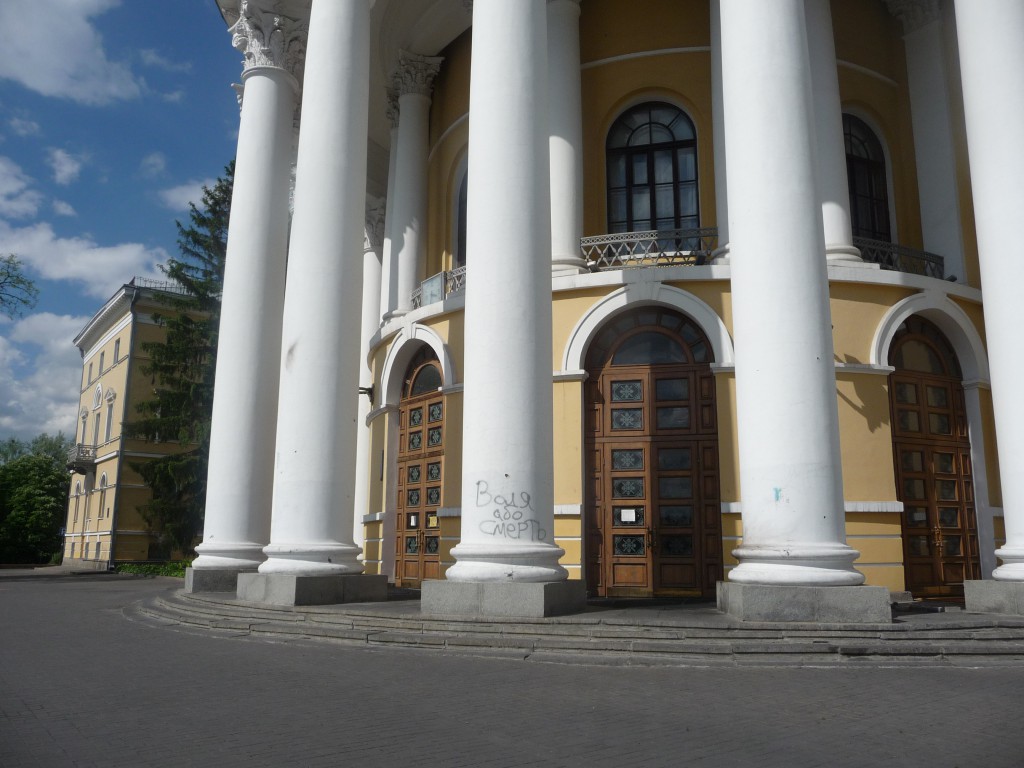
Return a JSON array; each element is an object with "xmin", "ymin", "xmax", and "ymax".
[
  {"xmin": 236, "ymin": 573, "xmax": 388, "ymax": 606},
  {"xmin": 965, "ymin": 580, "xmax": 1024, "ymax": 615},
  {"xmin": 421, "ymin": 579, "xmax": 587, "ymax": 618},
  {"xmin": 185, "ymin": 567, "xmax": 247, "ymax": 593},
  {"xmin": 717, "ymin": 581, "xmax": 892, "ymax": 624}
]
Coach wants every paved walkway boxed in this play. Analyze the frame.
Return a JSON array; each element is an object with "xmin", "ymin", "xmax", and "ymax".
[{"xmin": 3, "ymin": 575, "xmax": 1024, "ymax": 767}]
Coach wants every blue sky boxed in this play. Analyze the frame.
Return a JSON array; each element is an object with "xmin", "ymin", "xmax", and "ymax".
[{"xmin": 0, "ymin": 0, "xmax": 242, "ymax": 439}]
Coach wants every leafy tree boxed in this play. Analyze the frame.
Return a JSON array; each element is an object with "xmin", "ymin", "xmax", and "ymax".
[
  {"xmin": 126, "ymin": 163, "xmax": 232, "ymax": 557},
  {"xmin": 0, "ymin": 254, "xmax": 39, "ymax": 319},
  {"xmin": 0, "ymin": 434, "xmax": 72, "ymax": 563}
]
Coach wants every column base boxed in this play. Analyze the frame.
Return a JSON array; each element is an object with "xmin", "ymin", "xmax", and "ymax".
[
  {"xmin": 964, "ymin": 580, "xmax": 1024, "ymax": 615},
  {"xmin": 191, "ymin": 541, "xmax": 265, "ymax": 572},
  {"xmin": 185, "ymin": 567, "xmax": 250, "ymax": 593},
  {"xmin": 825, "ymin": 244, "xmax": 864, "ymax": 262},
  {"xmin": 551, "ymin": 256, "xmax": 589, "ymax": 276},
  {"xmin": 236, "ymin": 573, "xmax": 388, "ymax": 606},
  {"xmin": 717, "ymin": 581, "xmax": 891, "ymax": 623},
  {"xmin": 259, "ymin": 543, "xmax": 363, "ymax": 575},
  {"xmin": 421, "ymin": 579, "xmax": 586, "ymax": 618}
]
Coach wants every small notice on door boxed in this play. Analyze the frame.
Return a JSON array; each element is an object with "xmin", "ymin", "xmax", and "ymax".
[{"xmin": 620, "ymin": 508, "xmax": 636, "ymax": 523}]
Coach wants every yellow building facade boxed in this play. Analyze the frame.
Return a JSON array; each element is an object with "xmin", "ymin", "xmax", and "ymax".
[{"xmin": 62, "ymin": 280, "xmax": 195, "ymax": 569}]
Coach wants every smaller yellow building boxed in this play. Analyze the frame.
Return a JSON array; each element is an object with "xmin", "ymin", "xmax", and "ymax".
[{"xmin": 62, "ymin": 278, "xmax": 195, "ymax": 569}]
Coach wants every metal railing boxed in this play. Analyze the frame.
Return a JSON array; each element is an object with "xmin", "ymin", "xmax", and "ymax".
[
  {"xmin": 66, "ymin": 444, "xmax": 96, "ymax": 472},
  {"xmin": 130, "ymin": 277, "xmax": 193, "ymax": 295},
  {"xmin": 410, "ymin": 266, "xmax": 468, "ymax": 309},
  {"xmin": 582, "ymin": 227, "xmax": 719, "ymax": 270},
  {"xmin": 853, "ymin": 237, "xmax": 944, "ymax": 279}
]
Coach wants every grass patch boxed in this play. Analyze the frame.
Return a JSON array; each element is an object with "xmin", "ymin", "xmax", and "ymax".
[{"xmin": 115, "ymin": 561, "xmax": 191, "ymax": 578}]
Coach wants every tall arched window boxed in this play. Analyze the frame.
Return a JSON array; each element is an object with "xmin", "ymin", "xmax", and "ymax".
[
  {"xmin": 607, "ymin": 102, "xmax": 699, "ymax": 234},
  {"xmin": 844, "ymin": 114, "xmax": 891, "ymax": 242},
  {"xmin": 454, "ymin": 170, "xmax": 468, "ymax": 268}
]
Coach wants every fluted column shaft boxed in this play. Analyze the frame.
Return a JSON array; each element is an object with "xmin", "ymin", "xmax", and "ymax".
[
  {"xmin": 806, "ymin": 0, "xmax": 860, "ymax": 262},
  {"xmin": 722, "ymin": 0, "xmax": 862, "ymax": 586},
  {"xmin": 261, "ymin": 0, "xmax": 371, "ymax": 575},
  {"xmin": 379, "ymin": 93, "xmax": 400, "ymax": 323},
  {"xmin": 447, "ymin": 0, "xmax": 566, "ymax": 582},
  {"xmin": 710, "ymin": 0, "xmax": 729, "ymax": 261},
  {"xmin": 384, "ymin": 52, "xmax": 442, "ymax": 318},
  {"xmin": 547, "ymin": 0, "xmax": 587, "ymax": 275},
  {"xmin": 954, "ymin": 0, "xmax": 1024, "ymax": 580},
  {"xmin": 194, "ymin": 5, "xmax": 304, "ymax": 572}
]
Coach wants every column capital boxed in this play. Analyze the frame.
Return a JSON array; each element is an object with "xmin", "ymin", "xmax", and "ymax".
[
  {"xmin": 385, "ymin": 87, "xmax": 400, "ymax": 128},
  {"xmin": 392, "ymin": 50, "xmax": 444, "ymax": 98},
  {"xmin": 364, "ymin": 195, "xmax": 387, "ymax": 252},
  {"xmin": 231, "ymin": 0, "xmax": 308, "ymax": 81},
  {"xmin": 886, "ymin": 0, "xmax": 941, "ymax": 35}
]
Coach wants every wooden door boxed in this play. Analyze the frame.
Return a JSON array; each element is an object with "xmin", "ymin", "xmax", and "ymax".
[
  {"xmin": 585, "ymin": 310, "xmax": 722, "ymax": 598},
  {"xmin": 891, "ymin": 373, "xmax": 978, "ymax": 598},
  {"xmin": 394, "ymin": 360, "xmax": 445, "ymax": 588}
]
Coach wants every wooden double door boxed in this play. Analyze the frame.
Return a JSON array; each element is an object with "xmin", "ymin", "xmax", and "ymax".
[
  {"xmin": 394, "ymin": 359, "xmax": 446, "ymax": 588},
  {"xmin": 586, "ymin": 357, "xmax": 722, "ymax": 598},
  {"xmin": 891, "ymin": 372, "xmax": 979, "ymax": 598}
]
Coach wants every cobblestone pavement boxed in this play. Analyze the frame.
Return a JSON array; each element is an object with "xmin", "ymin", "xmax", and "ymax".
[{"xmin": 2, "ymin": 577, "xmax": 1023, "ymax": 768}]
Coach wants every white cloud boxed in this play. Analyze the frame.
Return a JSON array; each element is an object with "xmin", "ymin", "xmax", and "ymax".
[
  {"xmin": 47, "ymin": 148, "xmax": 84, "ymax": 185},
  {"xmin": 158, "ymin": 179, "xmax": 214, "ymax": 212},
  {"xmin": 0, "ymin": 0, "xmax": 142, "ymax": 106},
  {"xmin": 0, "ymin": 219, "xmax": 167, "ymax": 299},
  {"xmin": 0, "ymin": 155, "xmax": 43, "ymax": 219},
  {"xmin": 52, "ymin": 199, "xmax": 77, "ymax": 217},
  {"xmin": 162, "ymin": 90, "xmax": 186, "ymax": 104},
  {"xmin": 139, "ymin": 151, "xmax": 167, "ymax": 178},
  {"xmin": 8, "ymin": 117, "xmax": 40, "ymax": 137},
  {"xmin": 139, "ymin": 49, "xmax": 192, "ymax": 73},
  {"xmin": 0, "ymin": 312, "xmax": 88, "ymax": 439}
]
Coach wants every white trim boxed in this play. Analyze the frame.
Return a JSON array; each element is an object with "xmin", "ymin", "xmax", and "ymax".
[
  {"xmin": 581, "ymin": 46, "xmax": 711, "ymax": 70},
  {"xmin": 722, "ymin": 501, "xmax": 905, "ymax": 514},
  {"xmin": 561, "ymin": 282, "xmax": 734, "ymax": 371},
  {"xmin": 366, "ymin": 404, "xmax": 397, "ymax": 425},
  {"xmin": 554, "ymin": 504, "xmax": 582, "ymax": 517},
  {"xmin": 441, "ymin": 383, "xmax": 464, "ymax": 394},
  {"xmin": 437, "ymin": 507, "xmax": 461, "ymax": 518},
  {"xmin": 993, "ymin": 507, "xmax": 1005, "ymax": 518},
  {"xmin": 553, "ymin": 370, "xmax": 589, "ymax": 382},
  {"xmin": 427, "ymin": 112, "xmax": 468, "ymax": 163},
  {"xmin": 379, "ymin": 323, "xmax": 457, "ymax": 407},
  {"xmin": 837, "ymin": 59, "xmax": 900, "ymax": 88},
  {"xmin": 82, "ymin": 313, "xmax": 133, "ymax": 363},
  {"xmin": 870, "ymin": 290, "xmax": 989, "ymax": 381},
  {"xmin": 834, "ymin": 362, "xmax": 895, "ymax": 376},
  {"xmin": 362, "ymin": 512, "xmax": 386, "ymax": 524}
]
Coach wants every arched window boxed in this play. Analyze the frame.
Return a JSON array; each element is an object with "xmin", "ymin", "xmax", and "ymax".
[
  {"xmin": 607, "ymin": 102, "xmax": 699, "ymax": 234},
  {"xmin": 454, "ymin": 170, "xmax": 468, "ymax": 268},
  {"xmin": 844, "ymin": 114, "xmax": 891, "ymax": 242}
]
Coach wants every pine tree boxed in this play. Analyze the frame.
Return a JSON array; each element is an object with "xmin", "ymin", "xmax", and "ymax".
[{"xmin": 127, "ymin": 163, "xmax": 233, "ymax": 557}]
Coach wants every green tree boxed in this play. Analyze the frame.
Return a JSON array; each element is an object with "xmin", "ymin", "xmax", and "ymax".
[
  {"xmin": 0, "ymin": 254, "xmax": 39, "ymax": 319},
  {"xmin": 0, "ymin": 434, "xmax": 72, "ymax": 563},
  {"xmin": 126, "ymin": 163, "xmax": 232, "ymax": 557}
]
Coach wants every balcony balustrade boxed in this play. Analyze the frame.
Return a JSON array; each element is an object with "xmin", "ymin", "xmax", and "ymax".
[
  {"xmin": 403, "ymin": 232, "xmax": 946, "ymax": 310},
  {"xmin": 66, "ymin": 444, "xmax": 96, "ymax": 473}
]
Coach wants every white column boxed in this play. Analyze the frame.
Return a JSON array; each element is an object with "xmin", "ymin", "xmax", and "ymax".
[
  {"xmin": 447, "ymin": 0, "xmax": 566, "ymax": 582},
  {"xmin": 954, "ymin": 0, "xmax": 1024, "ymax": 580},
  {"xmin": 193, "ymin": 3, "xmax": 304, "ymax": 573},
  {"xmin": 547, "ymin": 0, "xmax": 587, "ymax": 275},
  {"xmin": 379, "ymin": 90, "xmax": 401, "ymax": 323},
  {"xmin": 353, "ymin": 197, "xmax": 386, "ymax": 548},
  {"xmin": 710, "ymin": 0, "xmax": 729, "ymax": 262},
  {"xmin": 806, "ymin": 0, "xmax": 860, "ymax": 262},
  {"xmin": 721, "ymin": 0, "xmax": 862, "ymax": 585},
  {"xmin": 383, "ymin": 52, "xmax": 442, "ymax": 319},
  {"xmin": 889, "ymin": 0, "xmax": 966, "ymax": 281},
  {"xmin": 260, "ymin": 0, "xmax": 371, "ymax": 575}
]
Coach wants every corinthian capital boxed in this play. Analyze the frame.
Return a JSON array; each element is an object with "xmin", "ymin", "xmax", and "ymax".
[
  {"xmin": 885, "ymin": 0, "xmax": 941, "ymax": 35},
  {"xmin": 231, "ymin": 0, "xmax": 308, "ymax": 79},
  {"xmin": 364, "ymin": 195, "xmax": 387, "ymax": 251},
  {"xmin": 393, "ymin": 50, "xmax": 444, "ymax": 98}
]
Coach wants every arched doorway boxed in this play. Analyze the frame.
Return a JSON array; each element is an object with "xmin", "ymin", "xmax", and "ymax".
[
  {"xmin": 889, "ymin": 316, "xmax": 979, "ymax": 598},
  {"xmin": 584, "ymin": 307, "xmax": 722, "ymax": 598},
  {"xmin": 394, "ymin": 347, "xmax": 446, "ymax": 588}
]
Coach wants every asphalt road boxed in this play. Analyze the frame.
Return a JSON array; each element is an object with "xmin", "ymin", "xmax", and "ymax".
[{"xmin": 1, "ymin": 576, "xmax": 1022, "ymax": 767}]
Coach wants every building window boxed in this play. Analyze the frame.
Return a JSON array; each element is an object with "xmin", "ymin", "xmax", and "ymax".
[
  {"xmin": 84, "ymin": 541, "xmax": 90, "ymax": 559},
  {"xmin": 104, "ymin": 403, "xmax": 114, "ymax": 442},
  {"xmin": 99, "ymin": 474, "xmax": 108, "ymax": 520},
  {"xmin": 92, "ymin": 413, "xmax": 101, "ymax": 446},
  {"xmin": 73, "ymin": 483, "xmax": 81, "ymax": 523},
  {"xmin": 99, "ymin": 351, "xmax": 105, "ymax": 372},
  {"xmin": 455, "ymin": 170, "xmax": 468, "ymax": 268},
  {"xmin": 606, "ymin": 102, "xmax": 699, "ymax": 234},
  {"xmin": 70, "ymin": 543, "xmax": 76, "ymax": 558},
  {"xmin": 113, "ymin": 338, "xmax": 120, "ymax": 362},
  {"xmin": 87, "ymin": 363, "xmax": 93, "ymax": 384},
  {"xmin": 80, "ymin": 414, "xmax": 88, "ymax": 444},
  {"xmin": 844, "ymin": 114, "xmax": 891, "ymax": 242}
]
